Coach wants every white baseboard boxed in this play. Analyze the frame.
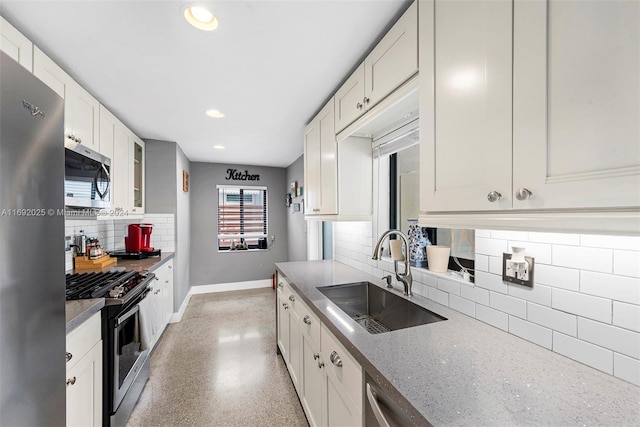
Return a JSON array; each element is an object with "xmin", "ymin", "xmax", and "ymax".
[{"xmin": 169, "ymin": 279, "xmax": 273, "ymax": 323}]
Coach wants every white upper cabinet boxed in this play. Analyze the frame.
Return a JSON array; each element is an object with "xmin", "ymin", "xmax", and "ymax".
[
  {"xmin": 34, "ymin": 47, "xmax": 100, "ymax": 153},
  {"xmin": 335, "ymin": 1, "xmax": 418, "ymax": 133},
  {"xmin": 305, "ymin": 99, "xmax": 338, "ymax": 216},
  {"xmin": 130, "ymin": 135, "xmax": 145, "ymax": 215},
  {"xmin": 0, "ymin": 16, "xmax": 33, "ymax": 71},
  {"xmin": 420, "ymin": 0, "xmax": 513, "ymax": 212},
  {"xmin": 512, "ymin": 0, "xmax": 640, "ymax": 210}
]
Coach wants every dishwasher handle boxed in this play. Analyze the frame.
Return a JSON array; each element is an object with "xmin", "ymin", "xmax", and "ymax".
[{"xmin": 367, "ymin": 383, "xmax": 392, "ymax": 427}]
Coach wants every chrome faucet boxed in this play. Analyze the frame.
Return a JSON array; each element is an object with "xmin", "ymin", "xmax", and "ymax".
[{"xmin": 372, "ymin": 230, "xmax": 413, "ymax": 297}]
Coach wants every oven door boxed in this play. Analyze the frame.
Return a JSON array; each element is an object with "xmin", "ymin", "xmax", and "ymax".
[{"xmin": 112, "ymin": 303, "xmax": 149, "ymax": 410}]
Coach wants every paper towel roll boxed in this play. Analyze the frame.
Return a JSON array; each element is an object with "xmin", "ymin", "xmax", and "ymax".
[{"xmin": 389, "ymin": 239, "xmax": 404, "ymax": 261}]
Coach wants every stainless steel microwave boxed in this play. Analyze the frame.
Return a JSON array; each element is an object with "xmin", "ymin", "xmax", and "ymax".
[{"xmin": 64, "ymin": 140, "xmax": 111, "ymax": 209}]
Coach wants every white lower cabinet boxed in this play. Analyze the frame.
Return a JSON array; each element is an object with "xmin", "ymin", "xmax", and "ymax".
[
  {"xmin": 66, "ymin": 311, "xmax": 102, "ymax": 427},
  {"xmin": 277, "ymin": 275, "xmax": 363, "ymax": 427},
  {"xmin": 147, "ymin": 259, "xmax": 174, "ymax": 349}
]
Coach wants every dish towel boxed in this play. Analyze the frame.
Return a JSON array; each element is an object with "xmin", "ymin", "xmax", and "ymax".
[{"xmin": 138, "ymin": 292, "xmax": 157, "ymax": 351}]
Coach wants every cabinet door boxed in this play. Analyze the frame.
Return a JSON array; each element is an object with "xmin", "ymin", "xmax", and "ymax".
[
  {"xmin": 0, "ymin": 16, "xmax": 33, "ymax": 71},
  {"xmin": 364, "ymin": 1, "xmax": 418, "ymax": 107},
  {"xmin": 277, "ymin": 293, "xmax": 290, "ymax": 363},
  {"xmin": 304, "ymin": 119, "xmax": 321, "ymax": 213},
  {"xmin": 162, "ymin": 262, "xmax": 174, "ymax": 326},
  {"xmin": 335, "ymin": 64, "xmax": 366, "ymax": 133},
  {"xmin": 98, "ymin": 107, "xmax": 117, "ymax": 209},
  {"xmin": 33, "ymin": 46, "xmax": 68, "ymax": 99},
  {"xmin": 420, "ymin": 0, "xmax": 513, "ymax": 212},
  {"xmin": 513, "ymin": 0, "xmax": 640, "ymax": 210},
  {"xmin": 65, "ymin": 82, "xmax": 100, "ymax": 152},
  {"xmin": 111, "ymin": 125, "xmax": 130, "ymax": 212},
  {"xmin": 288, "ymin": 307, "xmax": 301, "ymax": 391},
  {"xmin": 323, "ymin": 370, "xmax": 362, "ymax": 427},
  {"xmin": 130, "ymin": 136, "xmax": 145, "ymax": 214},
  {"xmin": 66, "ymin": 341, "xmax": 102, "ymax": 427},
  {"xmin": 301, "ymin": 334, "xmax": 323, "ymax": 427}
]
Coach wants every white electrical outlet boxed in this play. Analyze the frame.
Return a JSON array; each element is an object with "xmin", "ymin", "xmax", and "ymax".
[{"xmin": 502, "ymin": 253, "xmax": 535, "ymax": 286}]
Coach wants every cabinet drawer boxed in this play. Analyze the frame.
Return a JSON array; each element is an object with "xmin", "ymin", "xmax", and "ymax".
[
  {"xmin": 321, "ymin": 324, "xmax": 363, "ymax": 409},
  {"xmin": 66, "ymin": 311, "xmax": 101, "ymax": 369},
  {"xmin": 294, "ymin": 297, "xmax": 320, "ymax": 347}
]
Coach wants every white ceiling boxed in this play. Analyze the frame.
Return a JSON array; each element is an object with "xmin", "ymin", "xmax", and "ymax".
[{"xmin": 1, "ymin": 0, "xmax": 411, "ymax": 168}]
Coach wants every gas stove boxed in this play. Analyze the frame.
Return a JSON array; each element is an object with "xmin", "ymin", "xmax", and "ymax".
[{"xmin": 65, "ymin": 270, "xmax": 154, "ymax": 305}]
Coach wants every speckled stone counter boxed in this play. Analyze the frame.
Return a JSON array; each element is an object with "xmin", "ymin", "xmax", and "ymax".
[
  {"xmin": 65, "ymin": 252, "xmax": 174, "ymax": 333},
  {"xmin": 275, "ymin": 260, "xmax": 640, "ymax": 426}
]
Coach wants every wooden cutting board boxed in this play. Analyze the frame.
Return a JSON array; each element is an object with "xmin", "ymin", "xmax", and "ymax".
[{"xmin": 75, "ymin": 255, "xmax": 117, "ymax": 270}]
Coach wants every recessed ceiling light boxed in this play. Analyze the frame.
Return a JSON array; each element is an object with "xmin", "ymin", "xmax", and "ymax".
[
  {"xmin": 184, "ymin": 6, "xmax": 218, "ymax": 31},
  {"xmin": 213, "ymin": 145, "xmax": 225, "ymax": 150},
  {"xmin": 206, "ymin": 109, "xmax": 225, "ymax": 118}
]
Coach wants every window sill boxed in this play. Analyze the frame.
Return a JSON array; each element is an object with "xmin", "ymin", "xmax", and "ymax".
[
  {"xmin": 218, "ymin": 248, "xmax": 270, "ymax": 253},
  {"xmin": 378, "ymin": 256, "xmax": 474, "ymax": 286}
]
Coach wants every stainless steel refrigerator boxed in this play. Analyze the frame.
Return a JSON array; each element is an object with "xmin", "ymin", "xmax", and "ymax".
[{"xmin": 0, "ymin": 51, "xmax": 66, "ymax": 425}]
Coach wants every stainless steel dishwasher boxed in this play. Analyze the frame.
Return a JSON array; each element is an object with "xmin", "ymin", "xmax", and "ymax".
[{"xmin": 365, "ymin": 372, "xmax": 419, "ymax": 427}]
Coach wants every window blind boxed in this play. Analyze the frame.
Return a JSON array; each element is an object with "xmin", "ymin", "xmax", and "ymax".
[{"xmin": 217, "ymin": 186, "xmax": 267, "ymax": 249}]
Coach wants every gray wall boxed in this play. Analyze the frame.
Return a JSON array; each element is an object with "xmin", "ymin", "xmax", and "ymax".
[
  {"xmin": 144, "ymin": 139, "xmax": 190, "ymax": 311},
  {"xmin": 286, "ymin": 155, "xmax": 307, "ymax": 261},
  {"xmin": 189, "ymin": 162, "xmax": 288, "ymax": 286}
]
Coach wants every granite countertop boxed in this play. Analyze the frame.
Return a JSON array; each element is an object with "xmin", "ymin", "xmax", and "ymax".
[
  {"xmin": 65, "ymin": 252, "xmax": 175, "ymax": 333},
  {"xmin": 275, "ymin": 260, "xmax": 640, "ymax": 426}
]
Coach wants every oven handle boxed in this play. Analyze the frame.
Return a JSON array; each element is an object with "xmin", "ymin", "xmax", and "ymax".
[{"xmin": 116, "ymin": 303, "xmax": 140, "ymax": 327}]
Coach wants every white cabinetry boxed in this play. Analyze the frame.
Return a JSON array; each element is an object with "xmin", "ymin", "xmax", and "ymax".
[
  {"xmin": 0, "ymin": 16, "xmax": 33, "ymax": 71},
  {"xmin": 305, "ymin": 99, "xmax": 338, "ymax": 216},
  {"xmin": 146, "ymin": 259, "xmax": 174, "ymax": 349},
  {"xmin": 33, "ymin": 47, "xmax": 100, "ymax": 153},
  {"xmin": 130, "ymin": 135, "xmax": 145, "ymax": 215},
  {"xmin": 66, "ymin": 312, "xmax": 102, "ymax": 427},
  {"xmin": 335, "ymin": 1, "xmax": 418, "ymax": 133},
  {"xmin": 277, "ymin": 274, "xmax": 363, "ymax": 427},
  {"xmin": 512, "ymin": 0, "xmax": 640, "ymax": 210}
]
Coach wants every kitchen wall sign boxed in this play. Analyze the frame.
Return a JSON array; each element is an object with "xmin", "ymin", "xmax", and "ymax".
[{"xmin": 225, "ymin": 169, "xmax": 260, "ymax": 181}]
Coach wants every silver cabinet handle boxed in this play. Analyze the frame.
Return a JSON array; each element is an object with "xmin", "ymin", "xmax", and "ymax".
[
  {"xmin": 66, "ymin": 377, "xmax": 77, "ymax": 386},
  {"xmin": 366, "ymin": 383, "xmax": 391, "ymax": 427},
  {"xmin": 277, "ymin": 283, "xmax": 283, "ymax": 288},
  {"xmin": 356, "ymin": 102, "xmax": 363, "ymax": 109},
  {"xmin": 318, "ymin": 361, "xmax": 325, "ymax": 369},
  {"xmin": 66, "ymin": 352, "xmax": 72, "ymax": 363},
  {"xmin": 313, "ymin": 208, "xmax": 320, "ymax": 212},
  {"xmin": 487, "ymin": 191, "xmax": 502, "ymax": 202},
  {"xmin": 282, "ymin": 303, "xmax": 289, "ymax": 310},
  {"xmin": 303, "ymin": 315, "xmax": 312, "ymax": 325},
  {"xmin": 364, "ymin": 97, "xmax": 370, "ymax": 104},
  {"xmin": 155, "ymin": 277, "xmax": 160, "ymax": 281},
  {"xmin": 313, "ymin": 353, "xmax": 320, "ymax": 360},
  {"xmin": 515, "ymin": 188, "xmax": 533, "ymax": 201},
  {"xmin": 329, "ymin": 351, "xmax": 343, "ymax": 367},
  {"xmin": 288, "ymin": 294, "xmax": 295, "ymax": 302}
]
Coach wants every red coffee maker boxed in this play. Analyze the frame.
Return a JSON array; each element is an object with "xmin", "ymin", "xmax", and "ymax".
[{"xmin": 125, "ymin": 223, "xmax": 154, "ymax": 253}]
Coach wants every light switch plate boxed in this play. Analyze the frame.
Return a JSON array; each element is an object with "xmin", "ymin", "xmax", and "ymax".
[{"xmin": 502, "ymin": 253, "xmax": 534, "ymax": 287}]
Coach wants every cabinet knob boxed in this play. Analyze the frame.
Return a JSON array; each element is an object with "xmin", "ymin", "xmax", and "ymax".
[
  {"xmin": 515, "ymin": 188, "xmax": 533, "ymax": 201},
  {"xmin": 168, "ymin": 265, "xmax": 172, "ymax": 269},
  {"xmin": 313, "ymin": 353, "xmax": 320, "ymax": 360},
  {"xmin": 356, "ymin": 102, "xmax": 363, "ymax": 109},
  {"xmin": 363, "ymin": 97, "xmax": 370, "ymax": 104},
  {"xmin": 330, "ymin": 351, "xmax": 343, "ymax": 367},
  {"xmin": 277, "ymin": 283, "xmax": 283, "ymax": 288},
  {"xmin": 288, "ymin": 294, "xmax": 295, "ymax": 302},
  {"xmin": 66, "ymin": 377, "xmax": 77, "ymax": 386},
  {"xmin": 318, "ymin": 361, "xmax": 325, "ymax": 369},
  {"xmin": 487, "ymin": 191, "xmax": 502, "ymax": 203},
  {"xmin": 303, "ymin": 315, "xmax": 312, "ymax": 325},
  {"xmin": 313, "ymin": 208, "xmax": 320, "ymax": 212},
  {"xmin": 66, "ymin": 352, "xmax": 73, "ymax": 363},
  {"xmin": 282, "ymin": 303, "xmax": 289, "ymax": 310}
]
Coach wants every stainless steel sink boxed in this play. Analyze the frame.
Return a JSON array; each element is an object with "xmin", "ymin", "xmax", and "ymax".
[{"xmin": 318, "ymin": 282, "xmax": 446, "ymax": 334}]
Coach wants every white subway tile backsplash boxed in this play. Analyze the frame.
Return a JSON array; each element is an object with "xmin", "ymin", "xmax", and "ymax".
[
  {"xmin": 460, "ymin": 285, "xmax": 490, "ymax": 306},
  {"xmin": 488, "ymin": 256, "xmax": 502, "ymax": 275},
  {"xmin": 449, "ymin": 295, "xmax": 475, "ymax": 317},
  {"xmin": 578, "ymin": 318, "xmax": 640, "ymax": 359},
  {"xmin": 527, "ymin": 302, "xmax": 577, "ymax": 337},
  {"xmin": 613, "ymin": 302, "xmax": 640, "ymax": 333},
  {"xmin": 490, "ymin": 292, "xmax": 527, "ymax": 318},
  {"xmin": 534, "ymin": 264, "xmax": 580, "ymax": 292},
  {"xmin": 553, "ymin": 332, "xmax": 613, "ymax": 375},
  {"xmin": 508, "ymin": 241, "xmax": 552, "ymax": 265},
  {"xmin": 475, "ymin": 229, "xmax": 491, "ymax": 238},
  {"xmin": 476, "ymin": 305, "xmax": 508, "ymax": 331},
  {"xmin": 475, "ymin": 254, "xmax": 489, "ymax": 272},
  {"xmin": 428, "ymin": 287, "xmax": 449, "ymax": 307},
  {"xmin": 490, "ymin": 230, "xmax": 529, "ymax": 241},
  {"xmin": 580, "ymin": 271, "xmax": 640, "ymax": 305},
  {"xmin": 437, "ymin": 278, "xmax": 461, "ymax": 296},
  {"xmin": 475, "ymin": 271, "xmax": 508, "ymax": 294},
  {"xmin": 580, "ymin": 234, "xmax": 640, "ymax": 251},
  {"xmin": 508, "ymin": 283, "xmax": 552, "ymax": 307},
  {"xmin": 476, "ymin": 237, "xmax": 508, "ymax": 257},
  {"xmin": 552, "ymin": 288, "xmax": 612, "ymax": 324},
  {"xmin": 529, "ymin": 232, "xmax": 580, "ymax": 246},
  {"xmin": 509, "ymin": 316, "xmax": 552, "ymax": 350},
  {"xmin": 614, "ymin": 250, "xmax": 640, "ymax": 278},
  {"xmin": 553, "ymin": 245, "xmax": 613, "ymax": 273},
  {"xmin": 614, "ymin": 353, "xmax": 640, "ymax": 387}
]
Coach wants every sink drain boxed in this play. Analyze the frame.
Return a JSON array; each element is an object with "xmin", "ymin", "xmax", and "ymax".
[{"xmin": 352, "ymin": 314, "xmax": 391, "ymax": 334}]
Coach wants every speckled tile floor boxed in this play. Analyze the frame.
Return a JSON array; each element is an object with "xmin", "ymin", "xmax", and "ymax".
[{"xmin": 127, "ymin": 288, "xmax": 308, "ymax": 427}]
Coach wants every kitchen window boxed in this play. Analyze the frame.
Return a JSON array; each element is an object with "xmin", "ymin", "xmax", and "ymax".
[{"xmin": 217, "ymin": 185, "xmax": 267, "ymax": 250}]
